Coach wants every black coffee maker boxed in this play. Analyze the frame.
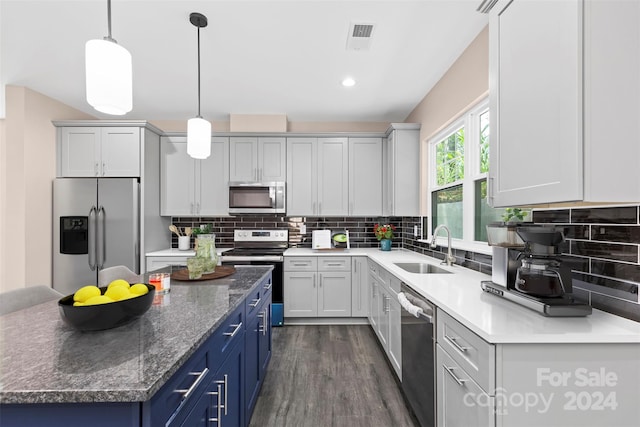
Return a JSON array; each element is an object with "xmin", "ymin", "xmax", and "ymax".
[
  {"xmin": 514, "ymin": 226, "xmax": 573, "ymax": 298},
  {"xmin": 481, "ymin": 223, "xmax": 591, "ymax": 316}
]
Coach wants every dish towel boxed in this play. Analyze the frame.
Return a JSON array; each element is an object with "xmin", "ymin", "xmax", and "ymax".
[{"xmin": 398, "ymin": 292, "xmax": 423, "ymax": 318}]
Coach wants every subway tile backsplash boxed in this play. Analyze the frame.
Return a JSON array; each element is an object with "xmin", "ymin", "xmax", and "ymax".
[
  {"xmin": 170, "ymin": 204, "xmax": 640, "ymax": 322},
  {"xmin": 533, "ymin": 205, "xmax": 640, "ymax": 322}
]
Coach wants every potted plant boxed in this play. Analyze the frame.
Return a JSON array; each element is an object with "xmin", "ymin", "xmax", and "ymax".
[{"xmin": 373, "ymin": 223, "xmax": 396, "ymax": 251}]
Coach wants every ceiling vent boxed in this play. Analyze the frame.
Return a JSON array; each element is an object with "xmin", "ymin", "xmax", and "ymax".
[{"xmin": 346, "ymin": 22, "xmax": 375, "ymax": 51}]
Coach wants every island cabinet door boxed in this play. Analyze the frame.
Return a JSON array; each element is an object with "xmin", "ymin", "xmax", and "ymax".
[{"xmin": 178, "ymin": 336, "xmax": 245, "ymax": 427}]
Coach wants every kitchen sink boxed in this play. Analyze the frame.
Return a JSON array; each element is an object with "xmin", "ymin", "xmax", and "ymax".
[{"xmin": 394, "ymin": 262, "xmax": 452, "ymax": 274}]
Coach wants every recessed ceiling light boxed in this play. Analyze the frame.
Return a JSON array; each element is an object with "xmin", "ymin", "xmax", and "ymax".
[{"xmin": 342, "ymin": 77, "xmax": 356, "ymax": 87}]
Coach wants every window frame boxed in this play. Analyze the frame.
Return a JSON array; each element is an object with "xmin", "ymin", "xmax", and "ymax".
[{"xmin": 424, "ymin": 98, "xmax": 492, "ymax": 255}]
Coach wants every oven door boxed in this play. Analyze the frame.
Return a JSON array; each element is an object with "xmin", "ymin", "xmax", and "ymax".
[{"xmin": 220, "ymin": 258, "xmax": 284, "ymax": 326}]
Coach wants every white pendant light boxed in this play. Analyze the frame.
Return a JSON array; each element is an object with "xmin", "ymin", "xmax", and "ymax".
[
  {"xmin": 187, "ymin": 12, "xmax": 211, "ymax": 160},
  {"xmin": 85, "ymin": 0, "xmax": 132, "ymax": 115}
]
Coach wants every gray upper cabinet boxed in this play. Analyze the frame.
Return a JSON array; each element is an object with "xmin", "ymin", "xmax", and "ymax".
[
  {"xmin": 349, "ymin": 137, "xmax": 382, "ymax": 216},
  {"xmin": 287, "ymin": 137, "xmax": 317, "ymax": 215},
  {"xmin": 383, "ymin": 124, "xmax": 420, "ymax": 216},
  {"xmin": 161, "ymin": 136, "xmax": 229, "ymax": 216},
  {"xmin": 317, "ymin": 138, "xmax": 349, "ymax": 216},
  {"xmin": 286, "ymin": 137, "xmax": 349, "ymax": 216},
  {"xmin": 488, "ymin": 0, "xmax": 640, "ymax": 206},
  {"xmin": 58, "ymin": 126, "xmax": 141, "ymax": 177},
  {"xmin": 229, "ymin": 136, "xmax": 286, "ymax": 182}
]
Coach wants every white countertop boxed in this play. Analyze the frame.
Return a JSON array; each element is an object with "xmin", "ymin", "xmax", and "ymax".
[{"xmin": 285, "ymin": 247, "xmax": 640, "ymax": 344}]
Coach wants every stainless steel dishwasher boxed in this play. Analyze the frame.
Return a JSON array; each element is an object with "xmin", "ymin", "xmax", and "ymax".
[{"xmin": 399, "ymin": 282, "xmax": 436, "ymax": 427}]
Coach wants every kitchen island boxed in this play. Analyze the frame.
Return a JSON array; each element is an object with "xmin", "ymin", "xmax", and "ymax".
[{"xmin": 0, "ymin": 265, "xmax": 273, "ymax": 427}]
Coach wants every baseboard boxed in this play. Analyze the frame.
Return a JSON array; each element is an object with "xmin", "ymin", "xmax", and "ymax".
[{"xmin": 283, "ymin": 317, "xmax": 370, "ymax": 326}]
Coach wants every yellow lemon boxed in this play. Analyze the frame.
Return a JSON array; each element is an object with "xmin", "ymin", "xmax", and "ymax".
[
  {"xmin": 73, "ymin": 285, "xmax": 101, "ymax": 303},
  {"xmin": 104, "ymin": 286, "xmax": 131, "ymax": 301},
  {"xmin": 129, "ymin": 283, "xmax": 149, "ymax": 296},
  {"xmin": 107, "ymin": 279, "xmax": 130, "ymax": 290},
  {"xmin": 84, "ymin": 295, "xmax": 114, "ymax": 305}
]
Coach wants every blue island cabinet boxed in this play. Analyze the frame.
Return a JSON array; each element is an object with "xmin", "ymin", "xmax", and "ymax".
[{"xmin": 244, "ymin": 276, "xmax": 273, "ymax": 419}]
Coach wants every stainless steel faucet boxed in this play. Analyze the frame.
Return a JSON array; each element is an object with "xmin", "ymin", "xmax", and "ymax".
[{"xmin": 430, "ymin": 224, "xmax": 456, "ymax": 266}]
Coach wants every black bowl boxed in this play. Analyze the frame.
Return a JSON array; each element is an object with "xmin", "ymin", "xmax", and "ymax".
[{"xmin": 58, "ymin": 284, "xmax": 155, "ymax": 331}]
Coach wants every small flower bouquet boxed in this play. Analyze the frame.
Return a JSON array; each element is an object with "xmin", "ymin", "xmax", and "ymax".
[{"xmin": 373, "ymin": 223, "xmax": 396, "ymax": 241}]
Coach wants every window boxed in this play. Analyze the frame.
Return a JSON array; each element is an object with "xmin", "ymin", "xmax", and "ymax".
[{"xmin": 428, "ymin": 99, "xmax": 505, "ymax": 247}]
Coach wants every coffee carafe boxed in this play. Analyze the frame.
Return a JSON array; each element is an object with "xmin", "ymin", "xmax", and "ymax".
[{"xmin": 514, "ymin": 227, "xmax": 572, "ymax": 298}]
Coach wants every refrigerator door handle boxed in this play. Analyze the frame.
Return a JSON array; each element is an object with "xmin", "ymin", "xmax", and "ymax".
[
  {"xmin": 97, "ymin": 206, "xmax": 106, "ymax": 270},
  {"xmin": 88, "ymin": 206, "xmax": 97, "ymax": 271}
]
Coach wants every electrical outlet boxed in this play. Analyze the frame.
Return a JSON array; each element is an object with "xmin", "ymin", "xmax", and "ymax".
[
  {"xmin": 414, "ymin": 225, "xmax": 418, "ymax": 237},
  {"xmin": 300, "ymin": 224, "xmax": 306, "ymax": 234}
]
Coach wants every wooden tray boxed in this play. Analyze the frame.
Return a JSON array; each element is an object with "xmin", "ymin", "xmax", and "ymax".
[{"xmin": 171, "ymin": 266, "xmax": 236, "ymax": 281}]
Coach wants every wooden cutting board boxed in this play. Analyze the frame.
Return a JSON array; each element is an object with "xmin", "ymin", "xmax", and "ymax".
[{"xmin": 170, "ymin": 266, "xmax": 236, "ymax": 281}]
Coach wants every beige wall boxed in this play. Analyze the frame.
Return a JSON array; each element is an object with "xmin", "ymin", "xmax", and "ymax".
[
  {"xmin": 404, "ymin": 26, "xmax": 489, "ymax": 214},
  {"xmin": 1, "ymin": 86, "xmax": 94, "ymax": 292}
]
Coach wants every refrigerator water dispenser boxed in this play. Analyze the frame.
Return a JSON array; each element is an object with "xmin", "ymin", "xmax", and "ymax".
[{"xmin": 60, "ymin": 216, "xmax": 88, "ymax": 255}]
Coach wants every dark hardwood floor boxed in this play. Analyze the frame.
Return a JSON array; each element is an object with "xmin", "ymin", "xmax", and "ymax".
[{"xmin": 248, "ymin": 325, "xmax": 418, "ymax": 427}]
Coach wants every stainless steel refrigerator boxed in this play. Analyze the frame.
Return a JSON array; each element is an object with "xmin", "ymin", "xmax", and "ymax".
[{"xmin": 53, "ymin": 178, "xmax": 140, "ymax": 295}]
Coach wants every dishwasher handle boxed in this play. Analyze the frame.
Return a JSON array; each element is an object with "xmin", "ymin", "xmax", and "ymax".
[{"xmin": 398, "ymin": 292, "xmax": 434, "ymax": 323}]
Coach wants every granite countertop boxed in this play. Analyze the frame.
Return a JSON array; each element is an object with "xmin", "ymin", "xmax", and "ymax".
[
  {"xmin": 0, "ymin": 266, "xmax": 273, "ymax": 405},
  {"xmin": 285, "ymin": 248, "xmax": 640, "ymax": 344}
]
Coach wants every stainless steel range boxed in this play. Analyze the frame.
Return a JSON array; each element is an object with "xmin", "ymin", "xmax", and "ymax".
[{"xmin": 219, "ymin": 229, "xmax": 288, "ymax": 326}]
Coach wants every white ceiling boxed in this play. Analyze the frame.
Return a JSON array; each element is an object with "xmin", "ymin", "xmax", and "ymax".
[{"xmin": 1, "ymin": 0, "xmax": 488, "ymax": 123}]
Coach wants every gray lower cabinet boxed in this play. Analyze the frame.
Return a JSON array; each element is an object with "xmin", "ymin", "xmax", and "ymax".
[
  {"xmin": 436, "ymin": 309, "xmax": 640, "ymax": 426},
  {"xmin": 351, "ymin": 256, "xmax": 369, "ymax": 317},
  {"xmin": 436, "ymin": 310, "xmax": 495, "ymax": 427},
  {"xmin": 283, "ymin": 256, "xmax": 351, "ymax": 318},
  {"xmin": 367, "ymin": 260, "xmax": 401, "ymax": 379}
]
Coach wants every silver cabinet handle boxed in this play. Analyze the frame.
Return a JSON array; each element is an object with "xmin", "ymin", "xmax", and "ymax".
[
  {"xmin": 223, "ymin": 322, "xmax": 243, "ymax": 337},
  {"xmin": 207, "ymin": 383, "xmax": 223, "ymax": 426},
  {"xmin": 190, "ymin": 202, "xmax": 194, "ymax": 215},
  {"xmin": 258, "ymin": 308, "xmax": 267, "ymax": 336},
  {"xmin": 318, "ymin": 202, "xmax": 322, "ymax": 214},
  {"xmin": 215, "ymin": 374, "xmax": 228, "ymax": 416},
  {"xmin": 196, "ymin": 202, "xmax": 200, "ymax": 214},
  {"xmin": 292, "ymin": 262, "xmax": 308, "ymax": 267},
  {"xmin": 313, "ymin": 275, "xmax": 316, "ymax": 288},
  {"xmin": 445, "ymin": 334, "xmax": 469, "ymax": 353},
  {"xmin": 444, "ymin": 366, "xmax": 467, "ymax": 386},
  {"xmin": 263, "ymin": 281, "xmax": 272, "ymax": 290},
  {"xmin": 102, "ymin": 162, "xmax": 106, "ymax": 176},
  {"xmin": 488, "ymin": 177, "xmax": 494, "ymax": 206},
  {"xmin": 249, "ymin": 297, "xmax": 261, "ymax": 308},
  {"xmin": 94, "ymin": 162, "xmax": 99, "ymax": 176},
  {"xmin": 312, "ymin": 202, "xmax": 316, "ymax": 215},
  {"xmin": 175, "ymin": 367, "xmax": 210, "ymax": 400},
  {"xmin": 319, "ymin": 273, "xmax": 322, "ymax": 287}
]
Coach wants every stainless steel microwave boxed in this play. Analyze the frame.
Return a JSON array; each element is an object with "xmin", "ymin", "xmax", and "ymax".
[{"xmin": 228, "ymin": 182, "xmax": 286, "ymax": 214}]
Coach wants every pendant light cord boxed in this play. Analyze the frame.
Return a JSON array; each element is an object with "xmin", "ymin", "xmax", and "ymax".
[
  {"xmin": 197, "ymin": 25, "xmax": 202, "ymax": 118},
  {"xmin": 105, "ymin": 0, "xmax": 115, "ymax": 42}
]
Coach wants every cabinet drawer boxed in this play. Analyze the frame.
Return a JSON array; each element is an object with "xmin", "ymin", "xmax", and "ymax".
[
  {"xmin": 437, "ymin": 310, "xmax": 495, "ymax": 392},
  {"xmin": 246, "ymin": 276, "xmax": 273, "ymax": 319},
  {"xmin": 208, "ymin": 303, "xmax": 245, "ymax": 365},
  {"xmin": 284, "ymin": 257, "xmax": 317, "ymax": 271},
  {"xmin": 318, "ymin": 256, "xmax": 350, "ymax": 271},
  {"xmin": 436, "ymin": 344, "xmax": 495, "ymax": 427},
  {"xmin": 150, "ymin": 346, "xmax": 210, "ymax": 427}
]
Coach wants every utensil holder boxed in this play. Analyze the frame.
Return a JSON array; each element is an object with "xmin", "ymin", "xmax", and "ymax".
[{"xmin": 178, "ymin": 236, "xmax": 190, "ymax": 250}]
